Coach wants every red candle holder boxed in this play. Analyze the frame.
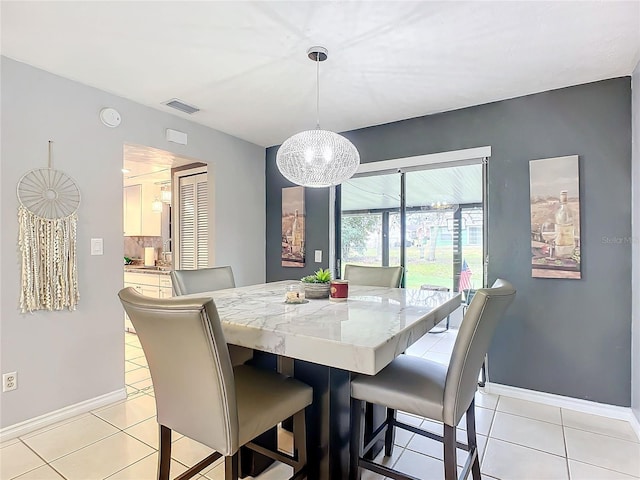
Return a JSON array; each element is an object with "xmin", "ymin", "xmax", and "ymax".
[{"xmin": 330, "ymin": 280, "xmax": 349, "ymax": 302}]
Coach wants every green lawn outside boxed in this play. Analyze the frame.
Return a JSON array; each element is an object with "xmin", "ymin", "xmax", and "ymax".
[{"xmin": 343, "ymin": 245, "xmax": 483, "ymax": 290}]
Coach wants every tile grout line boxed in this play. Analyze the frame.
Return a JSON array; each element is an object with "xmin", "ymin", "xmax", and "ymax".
[
  {"xmin": 560, "ymin": 408, "xmax": 571, "ymax": 480},
  {"xmin": 494, "ymin": 404, "xmax": 563, "ymax": 426},
  {"xmin": 496, "ymin": 405, "xmax": 639, "ymax": 444},
  {"xmin": 89, "ymin": 407, "xmax": 155, "ymax": 434},
  {"xmin": 561, "ymin": 421, "xmax": 640, "ymax": 444},
  {"xmin": 483, "ymin": 436, "xmax": 568, "ymax": 461},
  {"xmin": 11, "ymin": 438, "xmax": 69, "ymax": 480},
  {"xmin": 564, "ymin": 418, "xmax": 640, "ymax": 443},
  {"xmin": 479, "ymin": 406, "xmax": 495, "ymax": 470},
  {"xmin": 561, "ymin": 444, "xmax": 640, "ymax": 479},
  {"xmin": 62, "ymin": 413, "xmax": 157, "ymax": 479},
  {"xmin": 102, "ymin": 451, "xmax": 157, "ymax": 479},
  {"xmin": 17, "ymin": 412, "xmax": 96, "ymax": 441},
  {"xmin": 17, "ymin": 413, "xmax": 134, "ymax": 476},
  {"xmin": 31, "ymin": 428, "xmax": 123, "ymax": 470}
]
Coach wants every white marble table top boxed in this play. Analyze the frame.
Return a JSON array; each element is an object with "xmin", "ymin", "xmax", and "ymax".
[{"xmin": 184, "ymin": 280, "xmax": 461, "ymax": 375}]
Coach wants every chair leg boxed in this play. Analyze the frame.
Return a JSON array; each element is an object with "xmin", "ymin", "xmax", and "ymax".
[
  {"xmin": 430, "ymin": 315, "xmax": 450, "ymax": 334},
  {"xmin": 158, "ymin": 425, "xmax": 172, "ymax": 480},
  {"xmin": 443, "ymin": 424, "xmax": 457, "ymax": 480},
  {"xmin": 225, "ymin": 453, "xmax": 239, "ymax": 480},
  {"xmin": 384, "ymin": 408, "xmax": 396, "ymax": 456},
  {"xmin": 292, "ymin": 409, "xmax": 307, "ymax": 476},
  {"xmin": 478, "ymin": 360, "xmax": 487, "ymax": 387},
  {"xmin": 350, "ymin": 398, "xmax": 365, "ymax": 480},
  {"xmin": 466, "ymin": 400, "xmax": 482, "ymax": 480}
]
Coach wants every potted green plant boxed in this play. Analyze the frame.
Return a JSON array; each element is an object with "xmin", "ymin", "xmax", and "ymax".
[{"xmin": 301, "ymin": 268, "xmax": 332, "ymax": 299}]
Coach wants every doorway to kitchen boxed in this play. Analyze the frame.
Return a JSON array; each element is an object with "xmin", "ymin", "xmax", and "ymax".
[{"xmin": 121, "ymin": 144, "xmax": 207, "ymax": 333}]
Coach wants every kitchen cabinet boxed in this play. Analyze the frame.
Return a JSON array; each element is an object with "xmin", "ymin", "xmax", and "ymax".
[
  {"xmin": 123, "ymin": 271, "xmax": 172, "ymax": 332},
  {"xmin": 123, "ymin": 185, "xmax": 142, "ymax": 236},
  {"xmin": 159, "ymin": 275, "xmax": 173, "ymax": 299},
  {"xmin": 123, "ymin": 183, "xmax": 162, "ymax": 236}
]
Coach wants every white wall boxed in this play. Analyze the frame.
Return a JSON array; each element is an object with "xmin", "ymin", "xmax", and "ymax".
[
  {"xmin": 633, "ymin": 59, "xmax": 640, "ymax": 423},
  {"xmin": 0, "ymin": 57, "xmax": 265, "ymax": 428}
]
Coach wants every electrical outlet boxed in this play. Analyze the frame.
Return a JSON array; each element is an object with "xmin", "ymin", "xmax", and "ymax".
[{"xmin": 3, "ymin": 372, "xmax": 17, "ymax": 392}]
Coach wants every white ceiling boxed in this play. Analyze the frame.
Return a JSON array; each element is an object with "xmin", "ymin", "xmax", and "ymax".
[
  {"xmin": 2, "ymin": 1, "xmax": 639, "ymax": 148},
  {"xmin": 123, "ymin": 144, "xmax": 196, "ymax": 186}
]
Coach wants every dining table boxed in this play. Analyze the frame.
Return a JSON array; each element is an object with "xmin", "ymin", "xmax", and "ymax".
[{"xmin": 183, "ymin": 280, "xmax": 461, "ymax": 480}]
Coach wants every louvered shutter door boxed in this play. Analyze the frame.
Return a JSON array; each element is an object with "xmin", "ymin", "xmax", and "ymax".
[
  {"xmin": 179, "ymin": 178, "xmax": 196, "ymax": 269},
  {"xmin": 178, "ymin": 172, "xmax": 208, "ymax": 270},
  {"xmin": 195, "ymin": 178, "xmax": 208, "ymax": 268}
]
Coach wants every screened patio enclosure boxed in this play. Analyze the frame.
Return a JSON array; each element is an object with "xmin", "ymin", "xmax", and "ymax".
[{"xmin": 337, "ymin": 162, "xmax": 485, "ymax": 291}]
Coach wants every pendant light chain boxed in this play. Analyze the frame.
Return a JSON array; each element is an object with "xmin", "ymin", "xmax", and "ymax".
[{"xmin": 316, "ymin": 52, "xmax": 320, "ymax": 129}]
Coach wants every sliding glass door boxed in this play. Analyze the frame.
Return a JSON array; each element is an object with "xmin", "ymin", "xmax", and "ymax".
[
  {"xmin": 338, "ymin": 173, "xmax": 400, "ymax": 277},
  {"xmin": 337, "ymin": 161, "xmax": 485, "ymax": 291}
]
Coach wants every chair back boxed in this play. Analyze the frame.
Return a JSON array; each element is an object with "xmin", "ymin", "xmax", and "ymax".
[
  {"xmin": 118, "ymin": 287, "xmax": 239, "ymax": 455},
  {"xmin": 443, "ymin": 278, "xmax": 516, "ymax": 426},
  {"xmin": 171, "ymin": 266, "xmax": 236, "ymax": 296},
  {"xmin": 343, "ymin": 265, "xmax": 403, "ymax": 288}
]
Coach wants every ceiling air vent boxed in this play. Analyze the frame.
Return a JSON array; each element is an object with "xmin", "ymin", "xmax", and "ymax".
[{"xmin": 163, "ymin": 98, "xmax": 200, "ymax": 115}]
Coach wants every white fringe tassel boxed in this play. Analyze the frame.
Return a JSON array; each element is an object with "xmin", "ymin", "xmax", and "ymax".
[{"xmin": 18, "ymin": 206, "xmax": 79, "ymax": 313}]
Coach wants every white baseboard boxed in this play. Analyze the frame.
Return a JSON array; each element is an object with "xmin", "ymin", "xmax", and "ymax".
[
  {"xmin": 0, "ymin": 388, "xmax": 126, "ymax": 442},
  {"xmin": 485, "ymin": 382, "xmax": 640, "ymax": 441},
  {"xmin": 630, "ymin": 410, "xmax": 640, "ymax": 440}
]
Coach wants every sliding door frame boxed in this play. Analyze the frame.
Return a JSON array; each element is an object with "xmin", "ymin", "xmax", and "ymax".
[{"xmin": 331, "ymin": 146, "xmax": 491, "ymax": 287}]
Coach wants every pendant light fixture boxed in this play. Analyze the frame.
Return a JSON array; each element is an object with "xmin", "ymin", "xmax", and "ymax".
[
  {"xmin": 276, "ymin": 46, "xmax": 360, "ymax": 188},
  {"xmin": 151, "ymin": 197, "xmax": 163, "ymax": 213},
  {"xmin": 160, "ymin": 183, "xmax": 172, "ymax": 204}
]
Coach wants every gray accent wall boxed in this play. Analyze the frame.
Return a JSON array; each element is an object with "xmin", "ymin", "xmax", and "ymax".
[
  {"xmin": 266, "ymin": 185, "xmax": 331, "ymax": 281},
  {"xmin": 0, "ymin": 57, "xmax": 265, "ymax": 428},
  {"xmin": 632, "ymin": 60, "xmax": 640, "ymax": 422},
  {"xmin": 266, "ymin": 77, "xmax": 632, "ymax": 406}
]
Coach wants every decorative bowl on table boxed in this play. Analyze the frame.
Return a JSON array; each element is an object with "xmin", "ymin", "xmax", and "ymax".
[{"xmin": 302, "ymin": 282, "xmax": 330, "ymax": 299}]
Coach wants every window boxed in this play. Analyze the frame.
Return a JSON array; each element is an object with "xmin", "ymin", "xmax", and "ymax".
[{"xmin": 468, "ymin": 226, "xmax": 482, "ymax": 245}]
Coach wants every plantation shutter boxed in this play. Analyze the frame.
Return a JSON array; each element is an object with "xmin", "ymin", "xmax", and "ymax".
[
  {"xmin": 196, "ymin": 178, "xmax": 208, "ymax": 268},
  {"xmin": 178, "ymin": 172, "xmax": 208, "ymax": 269}
]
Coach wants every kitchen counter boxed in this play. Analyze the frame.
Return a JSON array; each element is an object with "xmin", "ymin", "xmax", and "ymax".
[{"xmin": 124, "ymin": 266, "xmax": 172, "ymax": 275}]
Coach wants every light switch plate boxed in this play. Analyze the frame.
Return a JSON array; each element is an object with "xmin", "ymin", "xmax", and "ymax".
[
  {"xmin": 91, "ymin": 238, "xmax": 104, "ymax": 255},
  {"xmin": 315, "ymin": 250, "xmax": 322, "ymax": 263}
]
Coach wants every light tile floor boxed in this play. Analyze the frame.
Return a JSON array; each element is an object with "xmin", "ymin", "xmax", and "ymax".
[{"xmin": 2, "ymin": 327, "xmax": 639, "ymax": 479}]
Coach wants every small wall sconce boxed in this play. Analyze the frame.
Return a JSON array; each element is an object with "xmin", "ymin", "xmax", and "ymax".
[
  {"xmin": 160, "ymin": 185, "xmax": 172, "ymax": 205},
  {"xmin": 151, "ymin": 197, "xmax": 163, "ymax": 213}
]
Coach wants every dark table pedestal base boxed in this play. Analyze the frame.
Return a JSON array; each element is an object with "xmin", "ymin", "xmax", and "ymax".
[{"xmin": 241, "ymin": 353, "xmax": 385, "ymax": 480}]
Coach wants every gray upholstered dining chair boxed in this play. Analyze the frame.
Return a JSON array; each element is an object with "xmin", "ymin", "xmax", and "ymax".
[
  {"xmin": 343, "ymin": 264, "xmax": 403, "ymax": 288},
  {"xmin": 119, "ymin": 288, "xmax": 312, "ymax": 480},
  {"xmin": 349, "ymin": 279, "xmax": 516, "ymax": 480},
  {"xmin": 171, "ymin": 266, "xmax": 253, "ymax": 366},
  {"xmin": 171, "ymin": 265, "xmax": 236, "ymax": 296}
]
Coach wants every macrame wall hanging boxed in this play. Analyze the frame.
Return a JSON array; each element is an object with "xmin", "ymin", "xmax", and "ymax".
[{"xmin": 17, "ymin": 141, "xmax": 81, "ymax": 313}]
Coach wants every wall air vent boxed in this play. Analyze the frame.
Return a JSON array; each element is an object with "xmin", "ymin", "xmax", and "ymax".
[{"xmin": 163, "ymin": 99, "xmax": 200, "ymax": 115}]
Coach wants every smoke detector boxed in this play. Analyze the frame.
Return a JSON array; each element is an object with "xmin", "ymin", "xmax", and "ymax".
[{"xmin": 99, "ymin": 107, "xmax": 121, "ymax": 127}]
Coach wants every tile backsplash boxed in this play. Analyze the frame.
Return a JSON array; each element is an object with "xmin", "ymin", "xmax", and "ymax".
[{"xmin": 124, "ymin": 236, "xmax": 164, "ymax": 261}]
